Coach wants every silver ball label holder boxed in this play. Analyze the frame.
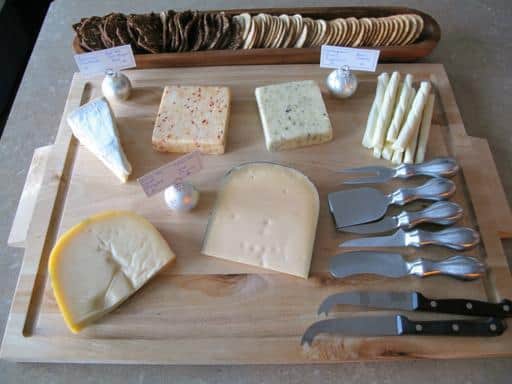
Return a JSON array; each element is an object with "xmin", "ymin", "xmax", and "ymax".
[
  {"xmin": 101, "ymin": 68, "xmax": 132, "ymax": 101},
  {"xmin": 326, "ymin": 65, "xmax": 358, "ymax": 99},
  {"xmin": 164, "ymin": 182, "xmax": 200, "ymax": 212}
]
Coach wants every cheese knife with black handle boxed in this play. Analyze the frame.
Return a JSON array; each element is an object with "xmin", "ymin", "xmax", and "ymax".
[
  {"xmin": 301, "ymin": 316, "xmax": 506, "ymax": 345},
  {"xmin": 317, "ymin": 291, "xmax": 512, "ymax": 318}
]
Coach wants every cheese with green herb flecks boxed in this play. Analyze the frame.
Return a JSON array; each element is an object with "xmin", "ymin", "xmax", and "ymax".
[{"xmin": 255, "ymin": 80, "xmax": 333, "ymax": 151}]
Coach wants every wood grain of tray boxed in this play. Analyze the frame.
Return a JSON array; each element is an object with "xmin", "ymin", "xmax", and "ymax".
[
  {"xmin": 2, "ymin": 64, "xmax": 511, "ymax": 364},
  {"xmin": 72, "ymin": 7, "xmax": 441, "ymax": 67}
]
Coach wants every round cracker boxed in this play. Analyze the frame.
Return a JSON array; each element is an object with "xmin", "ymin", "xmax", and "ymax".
[
  {"xmin": 401, "ymin": 14, "xmax": 417, "ymax": 45},
  {"xmin": 235, "ymin": 13, "xmax": 252, "ymax": 41},
  {"xmin": 334, "ymin": 18, "xmax": 348, "ymax": 45},
  {"xmin": 367, "ymin": 17, "xmax": 380, "ymax": 46},
  {"xmin": 254, "ymin": 14, "xmax": 267, "ymax": 48},
  {"xmin": 278, "ymin": 14, "xmax": 292, "ymax": 47},
  {"xmin": 270, "ymin": 16, "xmax": 283, "ymax": 48},
  {"xmin": 389, "ymin": 16, "xmax": 403, "ymax": 46},
  {"xmin": 328, "ymin": 20, "xmax": 340, "ymax": 45},
  {"xmin": 324, "ymin": 21, "xmax": 336, "ymax": 45},
  {"xmin": 379, "ymin": 18, "xmax": 392, "ymax": 46},
  {"xmin": 262, "ymin": 14, "xmax": 276, "ymax": 48},
  {"xmin": 394, "ymin": 15, "xmax": 408, "ymax": 46},
  {"xmin": 360, "ymin": 18, "xmax": 373, "ymax": 46},
  {"xmin": 287, "ymin": 14, "xmax": 301, "ymax": 47},
  {"xmin": 385, "ymin": 17, "xmax": 399, "ymax": 46},
  {"xmin": 242, "ymin": 14, "xmax": 256, "ymax": 49},
  {"xmin": 410, "ymin": 14, "xmax": 424, "ymax": 43},
  {"xmin": 352, "ymin": 19, "xmax": 367, "ymax": 47},
  {"xmin": 302, "ymin": 18, "xmax": 315, "ymax": 47},
  {"xmin": 293, "ymin": 23, "xmax": 308, "ymax": 48},
  {"xmin": 345, "ymin": 17, "xmax": 359, "ymax": 46},
  {"xmin": 311, "ymin": 19, "xmax": 327, "ymax": 47}
]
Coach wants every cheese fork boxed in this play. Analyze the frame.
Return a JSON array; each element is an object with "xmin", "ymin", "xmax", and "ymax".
[{"xmin": 340, "ymin": 157, "xmax": 459, "ymax": 184}]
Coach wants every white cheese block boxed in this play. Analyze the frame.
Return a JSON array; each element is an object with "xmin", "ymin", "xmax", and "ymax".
[
  {"xmin": 49, "ymin": 211, "xmax": 176, "ymax": 333},
  {"xmin": 67, "ymin": 97, "xmax": 132, "ymax": 182},
  {"xmin": 255, "ymin": 80, "xmax": 333, "ymax": 151},
  {"xmin": 202, "ymin": 163, "xmax": 319, "ymax": 278}
]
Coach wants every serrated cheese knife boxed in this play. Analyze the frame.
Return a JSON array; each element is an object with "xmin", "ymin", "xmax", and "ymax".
[
  {"xmin": 328, "ymin": 178, "xmax": 456, "ymax": 228},
  {"xmin": 329, "ymin": 251, "xmax": 486, "ymax": 280},
  {"xmin": 317, "ymin": 291, "xmax": 512, "ymax": 317},
  {"xmin": 301, "ymin": 316, "xmax": 506, "ymax": 345}
]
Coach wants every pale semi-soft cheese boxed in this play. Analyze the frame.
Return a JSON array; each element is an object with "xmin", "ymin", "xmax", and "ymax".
[
  {"xmin": 255, "ymin": 80, "xmax": 333, "ymax": 151},
  {"xmin": 49, "ymin": 211, "xmax": 175, "ymax": 333},
  {"xmin": 67, "ymin": 97, "xmax": 132, "ymax": 182},
  {"xmin": 152, "ymin": 85, "xmax": 231, "ymax": 154},
  {"xmin": 202, "ymin": 163, "xmax": 319, "ymax": 278}
]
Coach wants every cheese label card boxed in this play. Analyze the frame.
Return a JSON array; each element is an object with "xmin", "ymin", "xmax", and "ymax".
[
  {"xmin": 320, "ymin": 45, "xmax": 380, "ymax": 72},
  {"xmin": 74, "ymin": 45, "xmax": 136, "ymax": 77},
  {"xmin": 138, "ymin": 151, "xmax": 202, "ymax": 197}
]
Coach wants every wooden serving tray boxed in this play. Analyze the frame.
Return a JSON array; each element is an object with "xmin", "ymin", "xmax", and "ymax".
[
  {"xmin": 2, "ymin": 64, "xmax": 512, "ymax": 364},
  {"xmin": 72, "ymin": 7, "xmax": 441, "ymax": 67}
]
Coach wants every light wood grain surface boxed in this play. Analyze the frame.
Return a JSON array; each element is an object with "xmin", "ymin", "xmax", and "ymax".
[{"xmin": 1, "ymin": 63, "xmax": 511, "ymax": 364}]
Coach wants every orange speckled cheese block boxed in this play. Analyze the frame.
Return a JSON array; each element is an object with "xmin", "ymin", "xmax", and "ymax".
[{"xmin": 152, "ymin": 85, "xmax": 231, "ymax": 154}]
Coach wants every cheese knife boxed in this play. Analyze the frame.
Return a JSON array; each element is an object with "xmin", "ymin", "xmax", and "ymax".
[
  {"xmin": 328, "ymin": 178, "xmax": 456, "ymax": 228},
  {"xmin": 329, "ymin": 251, "xmax": 486, "ymax": 280},
  {"xmin": 340, "ymin": 157, "xmax": 459, "ymax": 184},
  {"xmin": 317, "ymin": 291, "xmax": 512, "ymax": 317},
  {"xmin": 340, "ymin": 201, "xmax": 463, "ymax": 235},
  {"xmin": 338, "ymin": 227, "xmax": 480, "ymax": 251},
  {"xmin": 301, "ymin": 316, "xmax": 506, "ymax": 345}
]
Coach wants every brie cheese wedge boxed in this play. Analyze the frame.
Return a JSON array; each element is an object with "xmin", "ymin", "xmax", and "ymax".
[{"xmin": 67, "ymin": 97, "xmax": 132, "ymax": 182}]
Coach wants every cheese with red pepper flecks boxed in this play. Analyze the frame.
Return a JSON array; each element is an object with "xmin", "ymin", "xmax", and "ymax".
[{"xmin": 152, "ymin": 85, "xmax": 231, "ymax": 154}]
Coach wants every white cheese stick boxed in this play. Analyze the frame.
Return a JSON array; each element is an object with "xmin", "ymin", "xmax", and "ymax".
[
  {"xmin": 391, "ymin": 149, "xmax": 403, "ymax": 164},
  {"xmin": 372, "ymin": 71, "xmax": 401, "ymax": 150},
  {"xmin": 403, "ymin": 117, "xmax": 421, "ymax": 163},
  {"xmin": 362, "ymin": 73, "xmax": 390, "ymax": 148},
  {"xmin": 392, "ymin": 81, "xmax": 431, "ymax": 153},
  {"xmin": 373, "ymin": 147, "xmax": 382, "ymax": 159},
  {"xmin": 415, "ymin": 93, "xmax": 436, "ymax": 163},
  {"xmin": 386, "ymin": 74, "xmax": 413, "ymax": 143},
  {"xmin": 381, "ymin": 144, "xmax": 394, "ymax": 160}
]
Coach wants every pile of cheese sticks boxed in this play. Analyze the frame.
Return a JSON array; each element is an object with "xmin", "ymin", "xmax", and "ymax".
[{"xmin": 362, "ymin": 71, "xmax": 435, "ymax": 164}]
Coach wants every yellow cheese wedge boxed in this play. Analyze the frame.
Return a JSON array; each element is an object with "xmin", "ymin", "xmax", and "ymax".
[{"xmin": 49, "ymin": 211, "xmax": 175, "ymax": 333}]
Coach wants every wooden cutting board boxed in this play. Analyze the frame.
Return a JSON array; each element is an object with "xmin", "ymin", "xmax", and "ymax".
[{"xmin": 2, "ymin": 64, "xmax": 512, "ymax": 364}]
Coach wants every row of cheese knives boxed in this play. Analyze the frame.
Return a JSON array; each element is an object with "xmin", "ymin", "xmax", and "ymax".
[
  {"xmin": 301, "ymin": 291, "xmax": 510, "ymax": 345},
  {"xmin": 301, "ymin": 158, "xmax": 510, "ymax": 344}
]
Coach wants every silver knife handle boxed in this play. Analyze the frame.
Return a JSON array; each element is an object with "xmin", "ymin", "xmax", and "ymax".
[
  {"xmin": 396, "ymin": 201, "xmax": 464, "ymax": 229},
  {"xmin": 406, "ymin": 255, "xmax": 486, "ymax": 280},
  {"xmin": 389, "ymin": 178, "xmax": 456, "ymax": 206},
  {"xmin": 406, "ymin": 227, "xmax": 480, "ymax": 250},
  {"xmin": 395, "ymin": 157, "xmax": 459, "ymax": 179}
]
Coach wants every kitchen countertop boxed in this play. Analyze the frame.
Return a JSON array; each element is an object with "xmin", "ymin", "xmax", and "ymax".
[{"xmin": 0, "ymin": 0, "xmax": 511, "ymax": 382}]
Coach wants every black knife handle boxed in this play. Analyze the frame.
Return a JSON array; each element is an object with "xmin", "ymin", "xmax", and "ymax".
[
  {"xmin": 398, "ymin": 315, "xmax": 506, "ymax": 336},
  {"xmin": 414, "ymin": 293, "xmax": 512, "ymax": 317}
]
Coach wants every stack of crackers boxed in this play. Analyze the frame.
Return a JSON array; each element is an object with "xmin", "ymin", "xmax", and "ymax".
[
  {"xmin": 74, "ymin": 11, "xmax": 242, "ymax": 53},
  {"xmin": 236, "ymin": 13, "xmax": 424, "ymax": 49},
  {"xmin": 74, "ymin": 11, "xmax": 424, "ymax": 53}
]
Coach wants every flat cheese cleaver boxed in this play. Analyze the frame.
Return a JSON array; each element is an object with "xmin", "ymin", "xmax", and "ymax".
[{"xmin": 328, "ymin": 178, "xmax": 456, "ymax": 228}]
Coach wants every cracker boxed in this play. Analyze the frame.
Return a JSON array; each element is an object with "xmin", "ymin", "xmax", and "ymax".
[
  {"xmin": 289, "ymin": 14, "xmax": 303, "ymax": 46},
  {"xmin": 242, "ymin": 14, "xmax": 257, "ymax": 49},
  {"xmin": 344, "ymin": 17, "xmax": 358, "ymax": 46},
  {"xmin": 302, "ymin": 17, "xmax": 315, "ymax": 47},
  {"xmin": 360, "ymin": 17, "xmax": 373, "ymax": 46},
  {"xmin": 293, "ymin": 23, "xmax": 308, "ymax": 48},
  {"xmin": 352, "ymin": 18, "xmax": 367, "ymax": 47},
  {"xmin": 335, "ymin": 18, "xmax": 348, "ymax": 45},
  {"xmin": 312, "ymin": 19, "xmax": 327, "ymax": 47},
  {"xmin": 410, "ymin": 14, "xmax": 424, "ymax": 43},
  {"xmin": 278, "ymin": 14, "xmax": 292, "ymax": 47}
]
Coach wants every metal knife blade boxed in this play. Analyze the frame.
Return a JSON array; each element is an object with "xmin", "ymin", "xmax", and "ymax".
[
  {"xmin": 339, "ymin": 229, "xmax": 407, "ymax": 248},
  {"xmin": 301, "ymin": 316, "xmax": 400, "ymax": 345},
  {"xmin": 318, "ymin": 291, "xmax": 415, "ymax": 315},
  {"xmin": 330, "ymin": 251, "xmax": 408, "ymax": 278},
  {"xmin": 301, "ymin": 316, "xmax": 506, "ymax": 345},
  {"xmin": 340, "ymin": 216, "xmax": 399, "ymax": 234},
  {"xmin": 328, "ymin": 188, "xmax": 390, "ymax": 228},
  {"xmin": 318, "ymin": 291, "xmax": 512, "ymax": 318}
]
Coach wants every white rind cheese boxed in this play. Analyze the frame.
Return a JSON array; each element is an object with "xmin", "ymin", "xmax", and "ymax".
[
  {"xmin": 49, "ymin": 211, "xmax": 175, "ymax": 333},
  {"xmin": 202, "ymin": 163, "xmax": 319, "ymax": 278},
  {"xmin": 67, "ymin": 97, "xmax": 132, "ymax": 182},
  {"xmin": 255, "ymin": 80, "xmax": 333, "ymax": 151}
]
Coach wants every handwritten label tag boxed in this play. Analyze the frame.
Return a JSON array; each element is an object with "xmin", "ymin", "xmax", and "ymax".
[
  {"xmin": 74, "ymin": 45, "xmax": 136, "ymax": 77},
  {"xmin": 320, "ymin": 45, "xmax": 380, "ymax": 72},
  {"xmin": 138, "ymin": 151, "xmax": 202, "ymax": 197}
]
